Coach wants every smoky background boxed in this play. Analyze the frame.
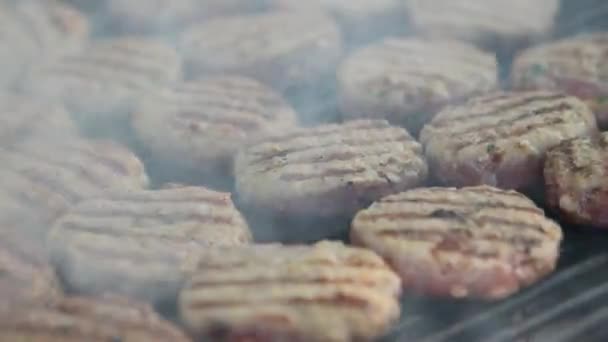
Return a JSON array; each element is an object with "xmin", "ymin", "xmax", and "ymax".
[{"xmin": 2, "ymin": 0, "xmax": 608, "ymax": 341}]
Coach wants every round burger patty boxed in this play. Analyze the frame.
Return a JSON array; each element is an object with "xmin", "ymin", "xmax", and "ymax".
[
  {"xmin": 132, "ymin": 76, "xmax": 297, "ymax": 179},
  {"xmin": 404, "ymin": 0, "xmax": 559, "ymax": 50},
  {"xmin": 351, "ymin": 186, "xmax": 563, "ymax": 300},
  {"xmin": 178, "ymin": 11, "xmax": 342, "ymax": 92},
  {"xmin": 0, "ymin": 138, "xmax": 148, "ymax": 233},
  {"xmin": 545, "ymin": 132, "xmax": 608, "ymax": 228},
  {"xmin": 0, "ymin": 295, "xmax": 191, "ymax": 341},
  {"xmin": 234, "ymin": 119, "xmax": 428, "ymax": 218},
  {"xmin": 179, "ymin": 241, "xmax": 401, "ymax": 341},
  {"xmin": 511, "ymin": 32, "xmax": 608, "ymax": 128},
  {"xmin": 420, "ymin": 91, "xmax": 598, "ymax": 190},
  {"xmin": 22, "ymin": 37, "xmax": 181, "ymax": 135},
  {"xmin": 48, "ymin": 186, "xmax": 251, "ymax": 304},
  {"xmin": 0, "ymin": 234, "xmax": 62, "ymax": 309},
  {"xmin": 337, "ymin": 38, "xmax": 497, "ymax": 133}
]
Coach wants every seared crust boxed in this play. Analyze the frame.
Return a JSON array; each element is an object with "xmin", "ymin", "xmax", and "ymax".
[
  {"xmin": 22, "ymin": 37, "xmax": 181, "ymax": 124},
  {"xmin": 178, "ymin": 11, "xmax": 342, "ymax": 91},
  {"xmin": 0, "ymin": 138, "xmax": 148, "ymax": 230},
  {"xmin": 337, "ymin": 38, "xmax": 497, "ymax": 132},
  {"xmin": 0, "ymin": 234, "xmax": 62, "ymax": 309},
  {"xmin": 234, "ymin": 119, "xmax": 428, "ymax": 218},
  {"xmin": 132, "ymin": 76, "xmax": 297, "ymax": 176},
  {"xmin": 420, "ymin": 91, "xmax": 598, "ymax": 189},
  {"xmin": 512, "ymin": 33, "xmax": 608, "ymax": 127},
  {"xmin": 180, "ymin": 241, "xmax": 401, "ymax": 341},
  {"xmin": 351, "ymin": 186, "xmax": 563, "ymax": 300},
  {"xmin": 48, "ymin": 186, "xmax": 251, "ymax": 303},
  {"xmin": 545, "ymin": 132, "xmax": 608, "ymax": 228},
  {"xmin": 0, "ymin": 295, "xmax": 191, "ymax": 341},
  {"xmin": 405, "ymin": 0, "xmax": 559, "ymax": 48}
]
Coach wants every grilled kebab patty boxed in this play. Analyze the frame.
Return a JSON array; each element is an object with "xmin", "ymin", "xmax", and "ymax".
[
  {"xmin": 48, "ymin": 186, "xmax": 251, "ymax": 304},
  {"xmin": 178, "ymin": 11, "xmax": 342, "ymax": 92},
  {"xmin": 545, "ymin": 132, "xmax": 608, "ymax": 228},
  {"xmin": 132, "ymin": 76, "xmax": 297, "ymax": 181},
  {"xmin": 234, "ymin": 119, "xmax": 428, "ymax": 219},
  {"xmin": 351, "ymin": 186, "xmax": 563, "ymax": 300},
  {"xmin": 512, "ymin": 32, "xmax": 608, "ymax": 128},
  {"xmin": 420, "ymin": 91, "xmax": 598, "ymax": 190},
  {"xmin": 337, "ymin": 38, "xmax": 497, "ymax": 133},
  {"xmin": 179, "ymin": 241, "xmax": 401, "ymax": 342},
  {"xmin": 0, "ymin": 295, "xmax": 191, "ymax": 341}
]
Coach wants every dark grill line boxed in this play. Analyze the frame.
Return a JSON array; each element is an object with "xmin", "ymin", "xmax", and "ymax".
[
  {"xmin": 15, "ymin": 168, "xmax": 81, "ymax": 203},
  {"xmin": 161, "ymin": 98, "xmax": 276, "ymax": 121},
  {"xmin": 175, "ymin": 110, "xmax": 263, "ymax": 130},
  {"xmin": 98, "ymin": 43, "xmax": 172, "ymax": 64},
  {"xmin": 59, "ymin": 223, "xmax": 217, "ymax": 243},
  {"xmin": 61, "ymin": 144, "xmax": 132, "ymax": 176},
  {"xmin": 186, "ymin": 293, "xmax": 371, "ymax": 310},
  {"xmin": 377, "ymin": 198, "xmax": 543, "ymax": 215},
  {"xmin": 253, "ymin": 121, "xmax": 391, "ymax": 145},
  {"xmin": 41, "ymin": 63, "xmax": 153, "ymax": 91},
  {"xmin": 66, "ymin": 55, "xmax": 170, "ymax": 81},
  {"xmin": 100, "ymin": 196, "xmax": 229, "ymax": 207},
  {"xmin": 189, "ymin": 277, "xmax": 383, "ymax": 289},
  {"xmin": 63, "ymin": 211, "xmax": 234, "ymax": 226},
  {"xmin": 430, "ymin": 94, "xmax": 565, "ymax": 127},
  {"xmin": 279, "ymin": 167, "xmax": 367, "ymax": 182},
  {"xmin": 377, "ymin": 229, "xmax": 543, "ymax": 248}
]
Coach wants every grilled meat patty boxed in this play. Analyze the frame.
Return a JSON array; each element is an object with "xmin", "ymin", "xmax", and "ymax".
[
  {"xmin": 351, "ymin": 186, "xmax": 563, "ymax": 300},
  {"xmin": 22, "ymin": 37, "xmax": 181, "ymax": 139},
  {"xmin": 179, "ymin": 241, "xmax": 401, "ymax": 342},
  {"xmin": 404, "ymin": 0, "xmax": 559, "ymax": 51},
  {"xmin": 48, "ymin": 186, "xmax": 251, "ymax": 304},
  {"xmin": 234, "ymin": 119, "xmax": 428, "ymax": 219},
  {"xmin": 512, "ymin": 32, "xmax": 608, "ymax": 128},
  {"xmin": 0, "ymin": 138, "xmax": 148, "ymax": 236},
  {"xmin": 337, "ymin": 38, "xmax": 497, "ymax": 133},
  {"xmin": 132, "ymin": 76, "xmax": 297, "ymax": 182},
  {"xmin": 0, "ymin": 295, "xmax": 191, "ymax": 341},
  {"xmin": 178, "ymin": 11, "xmax": 342, "ymax": 92},
  {"xmin": 545, "ymin": 132, "xmax": 608, "ymax": 228},
  {"xmin": 420, "ymin": 91, "xmax": 598, "ymax": 190}
]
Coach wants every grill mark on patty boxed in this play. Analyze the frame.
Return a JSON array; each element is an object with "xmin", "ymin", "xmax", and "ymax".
[
  {"xmin": 62, "ymin": 55, "xmax": 173, "ymax": 82},
  {"xmin": 189, "ymin": 277, "xmax": 387, "ymax": 289},
  {"xmin": 39, "ymin": 64, "xmax": 149, "ymax": 91},
  {"xmin": 14, "ymin": 168, "xmax": 81, "ymax": 203},
  {"xmin": 279, "ymin": 167, "xmax": 368, "ymax": 181},
  {"xmin": 429, "ymin": 94, "xmax": 566, "ymax": 127},
  {"xmin": 101, "ymin": 195, "xmax": 230, "ymax": 207},
  {"xmin": 444, "ymin": 102, "xmax": 575, "ymax": 138},
  {"xmin": 161, "ymin": 97, "xmax": 279, "ymax": 121},
  {"xmin": 195, "ymin": 258, "xmax": 385, "ymax": 270},
  {"xmin": 453, "ymin": 115, "xmax": 570, "ymax": 152},
  {"xmin": 61, "ymin": 209, "xmax": 235, "ymax": 227},
  {"xmin": 186, "ymin": 293, "xmax": 372, "ymax": 310},
  {"xmin": 95, "ymin": 42, "xmax": 174, "ymax": 64},
  {"xmin": 58, "ymin": 143, "xmax": 135, "ymax": 177},
  {"xmin": 377, "ymin": 197, "xmax": 543, "ymax": 215},
  {"xmin": 174, "ymin": 110, "xmax": 263, "ymax": 131}
]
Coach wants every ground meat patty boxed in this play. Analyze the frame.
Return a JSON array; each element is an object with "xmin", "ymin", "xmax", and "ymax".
[
  {"xmin": 22, "ymin": 37, "xmax": 181, "ymax": 139},
  {"xmin": 404, "ymin": 0, "xmax": 559, "ymax": 51},
  {"xmin": 511, "ymin": 33, "xmax": 608, "ymax": 128},
  {"xmin": 337, "ymin": 38, "xmax": 497, "ymax": 134},
  {"xmin": 48, "ymin": 186, "xmax": 251, "ymax": 304},
  {"xmin": 0, "ymin": 295, "xmax": 191, "ymax": 341},
  {"xmin": 273, "ymin": 0, "xmax": 406, "ymax": 45},
  {"xmin": 132, "ymin": 76, "xmax": 297, "ymax": 183},
  {"xmin": 0, "ymin": 232, "xmax": 62, "ymax": 309},
  {"xmin": 544, "ymin": 132, "xmax": 608, "ymax": 228},
  {"xmin": 0, "ymin": 138, "xmax": 148, "ymax": 236},
  {"xmin": 178, "ymin": 11, "xmax": 341, "ymax": 92},
  {"xmin": 234, "ymin": 119, "xmax": 428, "ymax": 219},
  {"xmin": 179, "ymin": 240, "xmax": 401, "ymax": 341},
  {"xmin": 351, "ymin": 186, "xmax": 563, "ymax": 300},
  {"xmin": 420, "ymin": 91, "xmax": 598, "ymax": 190}
]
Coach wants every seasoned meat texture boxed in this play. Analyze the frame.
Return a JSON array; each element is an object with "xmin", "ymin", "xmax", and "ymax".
[
  {"xmin": 404, "ymin": 0, "xmax": 559, "ymax": 50},
  {"xmin": 179, "ymin": 11, "xmax": 342, "ymax": 92},
  {"xmin": 107, "ymin": 0, "xmax": 265, "ymax": 34},
  {"xmin": 273, "ymin": 0, "xmax": 406, "ymax": 44},
  {"xmin": 351, "ymin": 186, "xmax": 563, "ymax": 300},
  {"xmin": 48, "ymin": 186, "xmax": 251, "ymax": 304},
  {"xmin": 512, "ymin": 33, "xmax": 608, "ymax": 128},
  {"xmin": 0, "ymin": 138, "xmax": 148, "ymax": 236},
  {"xmin": 22, "ymin": 37, "xmax": 181, "ymax": 137},
  {"xmin": 0, "ymin": 232, "xmax": 62, "ymax": 309},
  {"xmin": 421, "ymin": 92, "xmax": 598, "ymax": 190},
  {"xmin": 132, "ymin": 76, "xmax": 297, "ymax": 178},
  {"xmin": 180, "ymin": 241, "xmax": 401, "ymax": 342},
  {"xmin": 545, "ymin": 132, "xmax": 608, "ymax": 228},
  {"xmin": 0, "ymin": 295, "xmax": 191, "ymax": 341},
  {"xmin": 234, "ymin": 119, "xmax": 428, "ymax": 218},
  {"xmin": 0, "ymin": 92, "xmax": 77, "ymax": 147},
  {"xmin": 337, "ymin": 38, "xmax": 497, "ymax": 133}
]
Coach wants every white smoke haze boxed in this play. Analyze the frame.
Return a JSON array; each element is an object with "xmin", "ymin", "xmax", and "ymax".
[{"xmin": 0, "ymin": 0, "xmax": 607, "ymax": 341}]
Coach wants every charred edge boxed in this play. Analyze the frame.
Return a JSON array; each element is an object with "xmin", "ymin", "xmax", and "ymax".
[
  {"xmin": 247, "ymin": 135, "xmax": 413, "ymax": 167},
  {"xmin": 174, "ymin": 110, "xmax": 262, "ymax": 131},
  {"xmin": 454, "ymin": 114, "xmax": 570, "ymax": 152},
  {"xmin": 186, "ymin": 293, "xmax": 371, "ymax": 310},
  {"xmin": 430, "ymin": 94, "xmax": 566, "ymax": 127},
  {"xmin": 377, "ymin": 197, "xmax": 543, "ymax": 215}
]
